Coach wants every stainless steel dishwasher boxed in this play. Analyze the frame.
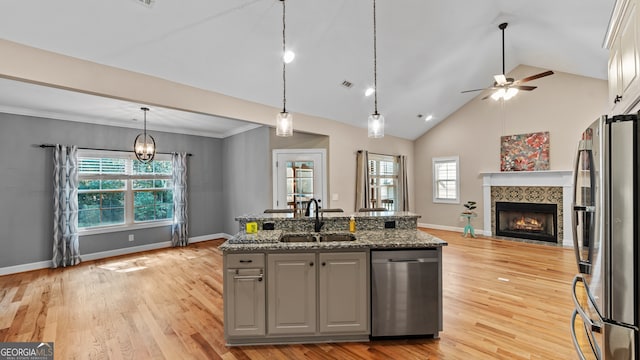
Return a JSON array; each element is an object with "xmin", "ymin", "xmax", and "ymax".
[{"xmin": 371, "ymin": 249, "xmax": 442, "ymax": 337}]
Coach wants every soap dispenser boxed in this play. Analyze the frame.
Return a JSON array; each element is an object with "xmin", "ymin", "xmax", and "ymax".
[{"xmin": 349, "ymin": 216, "xmax": 356, "ymax": 233}]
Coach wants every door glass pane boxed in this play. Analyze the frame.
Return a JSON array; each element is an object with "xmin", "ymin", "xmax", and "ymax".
[{"xmin": 286, "ymin": 161, "xmax": 314, "ymax": 210}]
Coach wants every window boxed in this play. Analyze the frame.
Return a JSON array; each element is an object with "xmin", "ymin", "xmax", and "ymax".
[
  {"xmin": 433, "ymin": 156, "xmax": 459, "ymax": 204},
  {"xmin": 77, "ymin": 151, "xmax": 173, "ymax": 233},
  {"xmin": 368, "ymin": 154, "xmax": 398, "ymax": 210}
]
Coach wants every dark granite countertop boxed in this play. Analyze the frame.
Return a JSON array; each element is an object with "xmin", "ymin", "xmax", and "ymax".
[
  {"xmin": 219, "ymin": 229, "xmax": 447, "ymax": 252},
  {"xmin": 234, "ymin": 211, "xmax": 421, "ymax": 222}
]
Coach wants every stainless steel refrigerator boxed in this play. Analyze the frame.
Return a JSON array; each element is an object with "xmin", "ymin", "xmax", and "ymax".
[{"xmin": 571, "ymin": 114, "xmax": 639, "ymax": 359}]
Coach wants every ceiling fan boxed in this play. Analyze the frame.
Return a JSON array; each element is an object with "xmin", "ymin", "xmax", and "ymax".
[{"xmin": 462, "ymin": 22, "xmax": 554, "ymax": 100}]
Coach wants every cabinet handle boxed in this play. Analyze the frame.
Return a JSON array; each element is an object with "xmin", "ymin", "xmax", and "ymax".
[
  {"xmin": 233, "ymin": 274, "xmax": 263, "ymax": 281},
  {"xmin": 614, "ymin": 94, "xmax": 622, "ymax": 103},
  {"xmin": 322, "ymin": 262, "xmax": 326, "ymax": 266},
  {"xmin": 239, "ymin": 260, "xmax": 253, "ymax": 263},
  {"xmin": 310, "ymin": 262, "xmax": 314, "ymax": 267}
]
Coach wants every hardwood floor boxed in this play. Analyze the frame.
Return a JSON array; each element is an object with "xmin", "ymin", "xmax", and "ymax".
[{"xmin": 0, "ymin": 229, "xmax": 580, "ymax": 359}]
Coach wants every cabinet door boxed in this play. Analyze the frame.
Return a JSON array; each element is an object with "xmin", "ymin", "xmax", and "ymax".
[
  {"xmin": 609, "ymin": 0, "xmax": 640, "ymax": 113},
  {"xmin": 225, "ymin": 267, "xmax": 265, "ymax": 337},
  {"xmin": 319, "ymin": 252, "xmax": 368, "ymax": 334},
  {"xmin": 267, "ymin": 253, "xmax": 317, "ymax": 335},
  {"xmin": 609, "ymin": 40, "xmax": 622, "ymax": 111}
]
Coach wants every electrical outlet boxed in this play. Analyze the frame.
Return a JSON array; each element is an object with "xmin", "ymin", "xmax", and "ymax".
[{"xmin": 128, "ymin": 234, "xmax": 134, "ymax": 242}]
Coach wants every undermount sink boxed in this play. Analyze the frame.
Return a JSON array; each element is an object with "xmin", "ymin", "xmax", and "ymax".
[
  {"xmin": 279, "ymin": 233, "xmax": 356, "ymax": 243},
  {"xmin": 319, "ymin": 233, "xmax": 356, "ymax": 242},
  {"xmin": 280, "ymin": 234, "xmax": 317, "ymax": 243}
]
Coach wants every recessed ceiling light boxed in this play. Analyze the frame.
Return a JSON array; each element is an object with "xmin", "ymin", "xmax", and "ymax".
[
  {"xmin": 283, "ymin": 50, "xmax": 295, "ymax": 63},
  {"xmin": 365, "ymin": 87, "xmax": 375, "ymax": 97},
  {"xmin": 425, "ymin": 114, "xmax": 434, "ymax": 121}
]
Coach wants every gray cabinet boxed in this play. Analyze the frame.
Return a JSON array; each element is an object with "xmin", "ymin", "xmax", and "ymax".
[
  {"xmin": 267, "ymin": 253, "xmax": 317, "ymax": 335},
  {"xmin": 224, "ymin": 253, "xmax": 265, "ymax": 338},
  {"xmin": 319, "ymin": 252, "xmax": 368, "ymax": 334},
  {"xmin": 225, "ymin": 250, "xmax": 370, "ymax": 343}
]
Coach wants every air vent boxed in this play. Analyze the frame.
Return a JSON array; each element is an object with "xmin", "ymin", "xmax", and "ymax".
[
  {"xmin": 133, "ymin": 0, "xmax": 155, "ymax": 7},
  {"xmin": 341, "ymin": 80, "xmax": 353, "ymax": 88}
]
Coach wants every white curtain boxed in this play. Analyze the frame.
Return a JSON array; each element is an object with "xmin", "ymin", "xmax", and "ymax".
[
  {"xmin": 52, "ymin": 144, "xmax": 80, "ymax": 268},
  {"xmin": 355, "ymin": 150, "xmax": 370, "ymax": 210},
  {"xmin": 397, "ymin": 155, "xmax": 410, "ymax": 211},
  {"xmin": 172, "ymin": 152, "xmax": 189, "ymax": 247}
]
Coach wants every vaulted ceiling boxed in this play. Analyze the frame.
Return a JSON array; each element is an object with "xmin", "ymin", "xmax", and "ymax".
[{"xmin": 0, "ymin": 0, "xmax": 615, "ymax": 139}]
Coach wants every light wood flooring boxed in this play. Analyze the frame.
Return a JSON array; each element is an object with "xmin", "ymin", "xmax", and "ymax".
[{"xmin": 0, "ymin": 229, "xmax": 581, "ymax": 359}]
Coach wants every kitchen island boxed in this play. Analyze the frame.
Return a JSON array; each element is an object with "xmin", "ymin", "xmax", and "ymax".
[{"xmin": 220, "ymin": 211, "xmax": 447, "ymax": 346}]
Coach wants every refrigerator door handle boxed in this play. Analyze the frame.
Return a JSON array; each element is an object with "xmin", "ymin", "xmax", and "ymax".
[
  {"xmin": 571, "ymin": 146, "xmax": 597, "ymax": 275},
  {"xmin": 571, "ymin": 309, "xmax": 602, "ymax": 360},
  {"xmin": 572, "ymin": 275, "xmax": 603, "ymax": 333},
  {"xmin": 572, "ymin": 208, "xmax": 596, "ymax": 274}
]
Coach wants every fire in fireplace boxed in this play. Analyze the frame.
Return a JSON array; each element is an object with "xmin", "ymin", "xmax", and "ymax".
[{"xmin": 495, "ymin": 202, "xmax": 558, "ymax": 243}]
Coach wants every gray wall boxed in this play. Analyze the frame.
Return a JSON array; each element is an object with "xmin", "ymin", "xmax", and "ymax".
[
  {"xmin": 0, "ymin": 113, "xmax": 224, "ymax": 268},
  {"xmin": 221, "ymin": 126, "xmax": 271, "ymax": 234}
]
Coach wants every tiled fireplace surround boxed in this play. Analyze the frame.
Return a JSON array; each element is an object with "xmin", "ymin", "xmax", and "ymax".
[{"xmin": 482, "ymin": 171, "xmax": 573, "ymax": 246}]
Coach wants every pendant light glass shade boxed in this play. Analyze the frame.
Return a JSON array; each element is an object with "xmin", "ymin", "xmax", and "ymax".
[
  {"xmin": 134, "ymin": 107, "xmax": 156, "ymax": 163},
  {"xmin": 276, "ymin": 111, "xmax": 293, "ymax": 137},
  {"xmin": 368, "ymin": 112, "xmax": 385, "ymax": 138},
  {"xmin": 276, "ymin": 0, "xmax": 293, "ymax": 137},
  {"xmin": 368, "ymin": 0, "xmax": 384, "ymax": 138}
]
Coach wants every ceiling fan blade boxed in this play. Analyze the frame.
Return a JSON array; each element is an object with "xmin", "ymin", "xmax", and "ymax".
[
  {"xmin": 516, "ymin": 70, "xmax": 554, "ymax": 84},
  {"xmin": 514, "ymin": 85, "xmax": 537, "ymax": 91},
  {"xmin": 461, "ymin": 88, "xmax": 487, "ymax": 93},
  {"xmin": 494, "ymin": 74, "xmax": 507, "ymax": 85}
]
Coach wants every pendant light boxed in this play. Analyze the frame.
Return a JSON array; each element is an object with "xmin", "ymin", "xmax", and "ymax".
[
  {"xmin": 134, "ymin": 107, "xmax": 156, "ymax": 163},
  {"xmin": 276, "ymin": 0, "xmax": 293, "ymax": 137},
  {"xmin": 368, "ymin": 0, "xmax": 384, "ymax": 138}
]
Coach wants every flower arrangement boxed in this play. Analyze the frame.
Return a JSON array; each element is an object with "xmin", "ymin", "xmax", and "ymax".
[{"xmin": 462, "ymin": 201, "xmax": 477, "ymax": 214}]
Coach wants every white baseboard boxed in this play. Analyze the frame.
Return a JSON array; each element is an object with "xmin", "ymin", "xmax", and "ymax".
[
  {"xmin": 190, "ymin": 232, "xmax": 232, "ymax": 242},
  {"xmin": 0, "ymin": 233, "xmax": 232, "ymax": 276},
  {"xmin": 0, "ymin": 260, "xmax": 53, "ymax": 276},
  {"xmin": 81, "ymin": 241, "xmax": 173, "ymax": 262},
  {"xmin": 418, "ymin": 222, "xmax": 490, "ymax": 236}
]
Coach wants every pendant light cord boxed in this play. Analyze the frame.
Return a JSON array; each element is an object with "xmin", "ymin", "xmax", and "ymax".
[
  {"xmin": 373, "ymin": 0, "xmax": 379, "ymax": 115},
  {"xmin": 142, "ymin": 107, "xmax": 149, "ymax": 137},
  {"xmin": 281, "ymin": 0, "xmax": 287, "ymax": 113}
]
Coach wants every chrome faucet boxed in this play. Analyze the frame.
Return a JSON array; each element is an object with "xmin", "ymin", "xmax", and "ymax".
[{"xmin": 305, "ymin": 198, "xmax": 324, "ymax": 232}]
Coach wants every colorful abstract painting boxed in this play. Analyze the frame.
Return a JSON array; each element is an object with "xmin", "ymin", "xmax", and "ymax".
[{"xmin": 500, "ymin": 131, "xmax": 550, "ymax": 171}]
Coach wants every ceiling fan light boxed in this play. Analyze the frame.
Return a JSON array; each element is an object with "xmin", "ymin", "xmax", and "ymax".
[
  {"xmin": 276, "ymin": 111, "xmax": 293, "ymax": 137},
  {"xmin": 504, "ymin": 87, "xmax": 519, "ymax": 100},
  {"xmin": 491, "ymin": 88, "xmax": 505, "ymax": 101},
  {"xmin": 368, "ymin": 113, "xmax": 385, "ymax": 138}
]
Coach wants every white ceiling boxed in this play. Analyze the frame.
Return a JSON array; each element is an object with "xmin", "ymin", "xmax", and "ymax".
[{"xmin": 0, "ymin": 0, "xmax": 615, "ymax": 140}]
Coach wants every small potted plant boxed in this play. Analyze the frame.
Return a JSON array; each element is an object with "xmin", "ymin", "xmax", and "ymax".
[{"xmin": 462, "ymin": 201, "xmax": 477, "ymax": 214}]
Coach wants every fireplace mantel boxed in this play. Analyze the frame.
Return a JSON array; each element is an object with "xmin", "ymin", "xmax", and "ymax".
[{"xmin": 481, "ymin": 170, "xmax": 573, "ymax": 245}]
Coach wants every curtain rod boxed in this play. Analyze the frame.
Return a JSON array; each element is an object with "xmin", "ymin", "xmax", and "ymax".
[
  {"xmin": 358, "ymin": 150, "xmax": 402, "ymax": 157},
  {"xmin": 38, "ymin": 144, "xmax": 193, "ymax": 157}
]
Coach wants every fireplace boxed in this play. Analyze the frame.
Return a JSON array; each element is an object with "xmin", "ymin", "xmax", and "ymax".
[{"xmin": 495, "ymin": 202, "xmax": 558, "ymax": 243}]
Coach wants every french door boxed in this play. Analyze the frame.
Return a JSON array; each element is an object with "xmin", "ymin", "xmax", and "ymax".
[{"xmin": 273, "ymin": 149, "xmax": 327, "ymax": 211}]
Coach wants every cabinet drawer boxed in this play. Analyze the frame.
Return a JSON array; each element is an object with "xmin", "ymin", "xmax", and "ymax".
[{"xmin": 226, "ymin": 253, "xmax": 264, "ymax": 268}]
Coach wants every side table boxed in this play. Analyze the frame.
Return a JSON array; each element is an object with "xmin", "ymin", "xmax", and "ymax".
[{"xmin": 460, "ymin": 212, "xmax": 477, "ymax": 238}]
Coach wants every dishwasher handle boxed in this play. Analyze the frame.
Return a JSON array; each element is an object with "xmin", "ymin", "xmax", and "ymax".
[{"xmin": 372, "ymin": 258, "xmax": 438, "ymax": 264}]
